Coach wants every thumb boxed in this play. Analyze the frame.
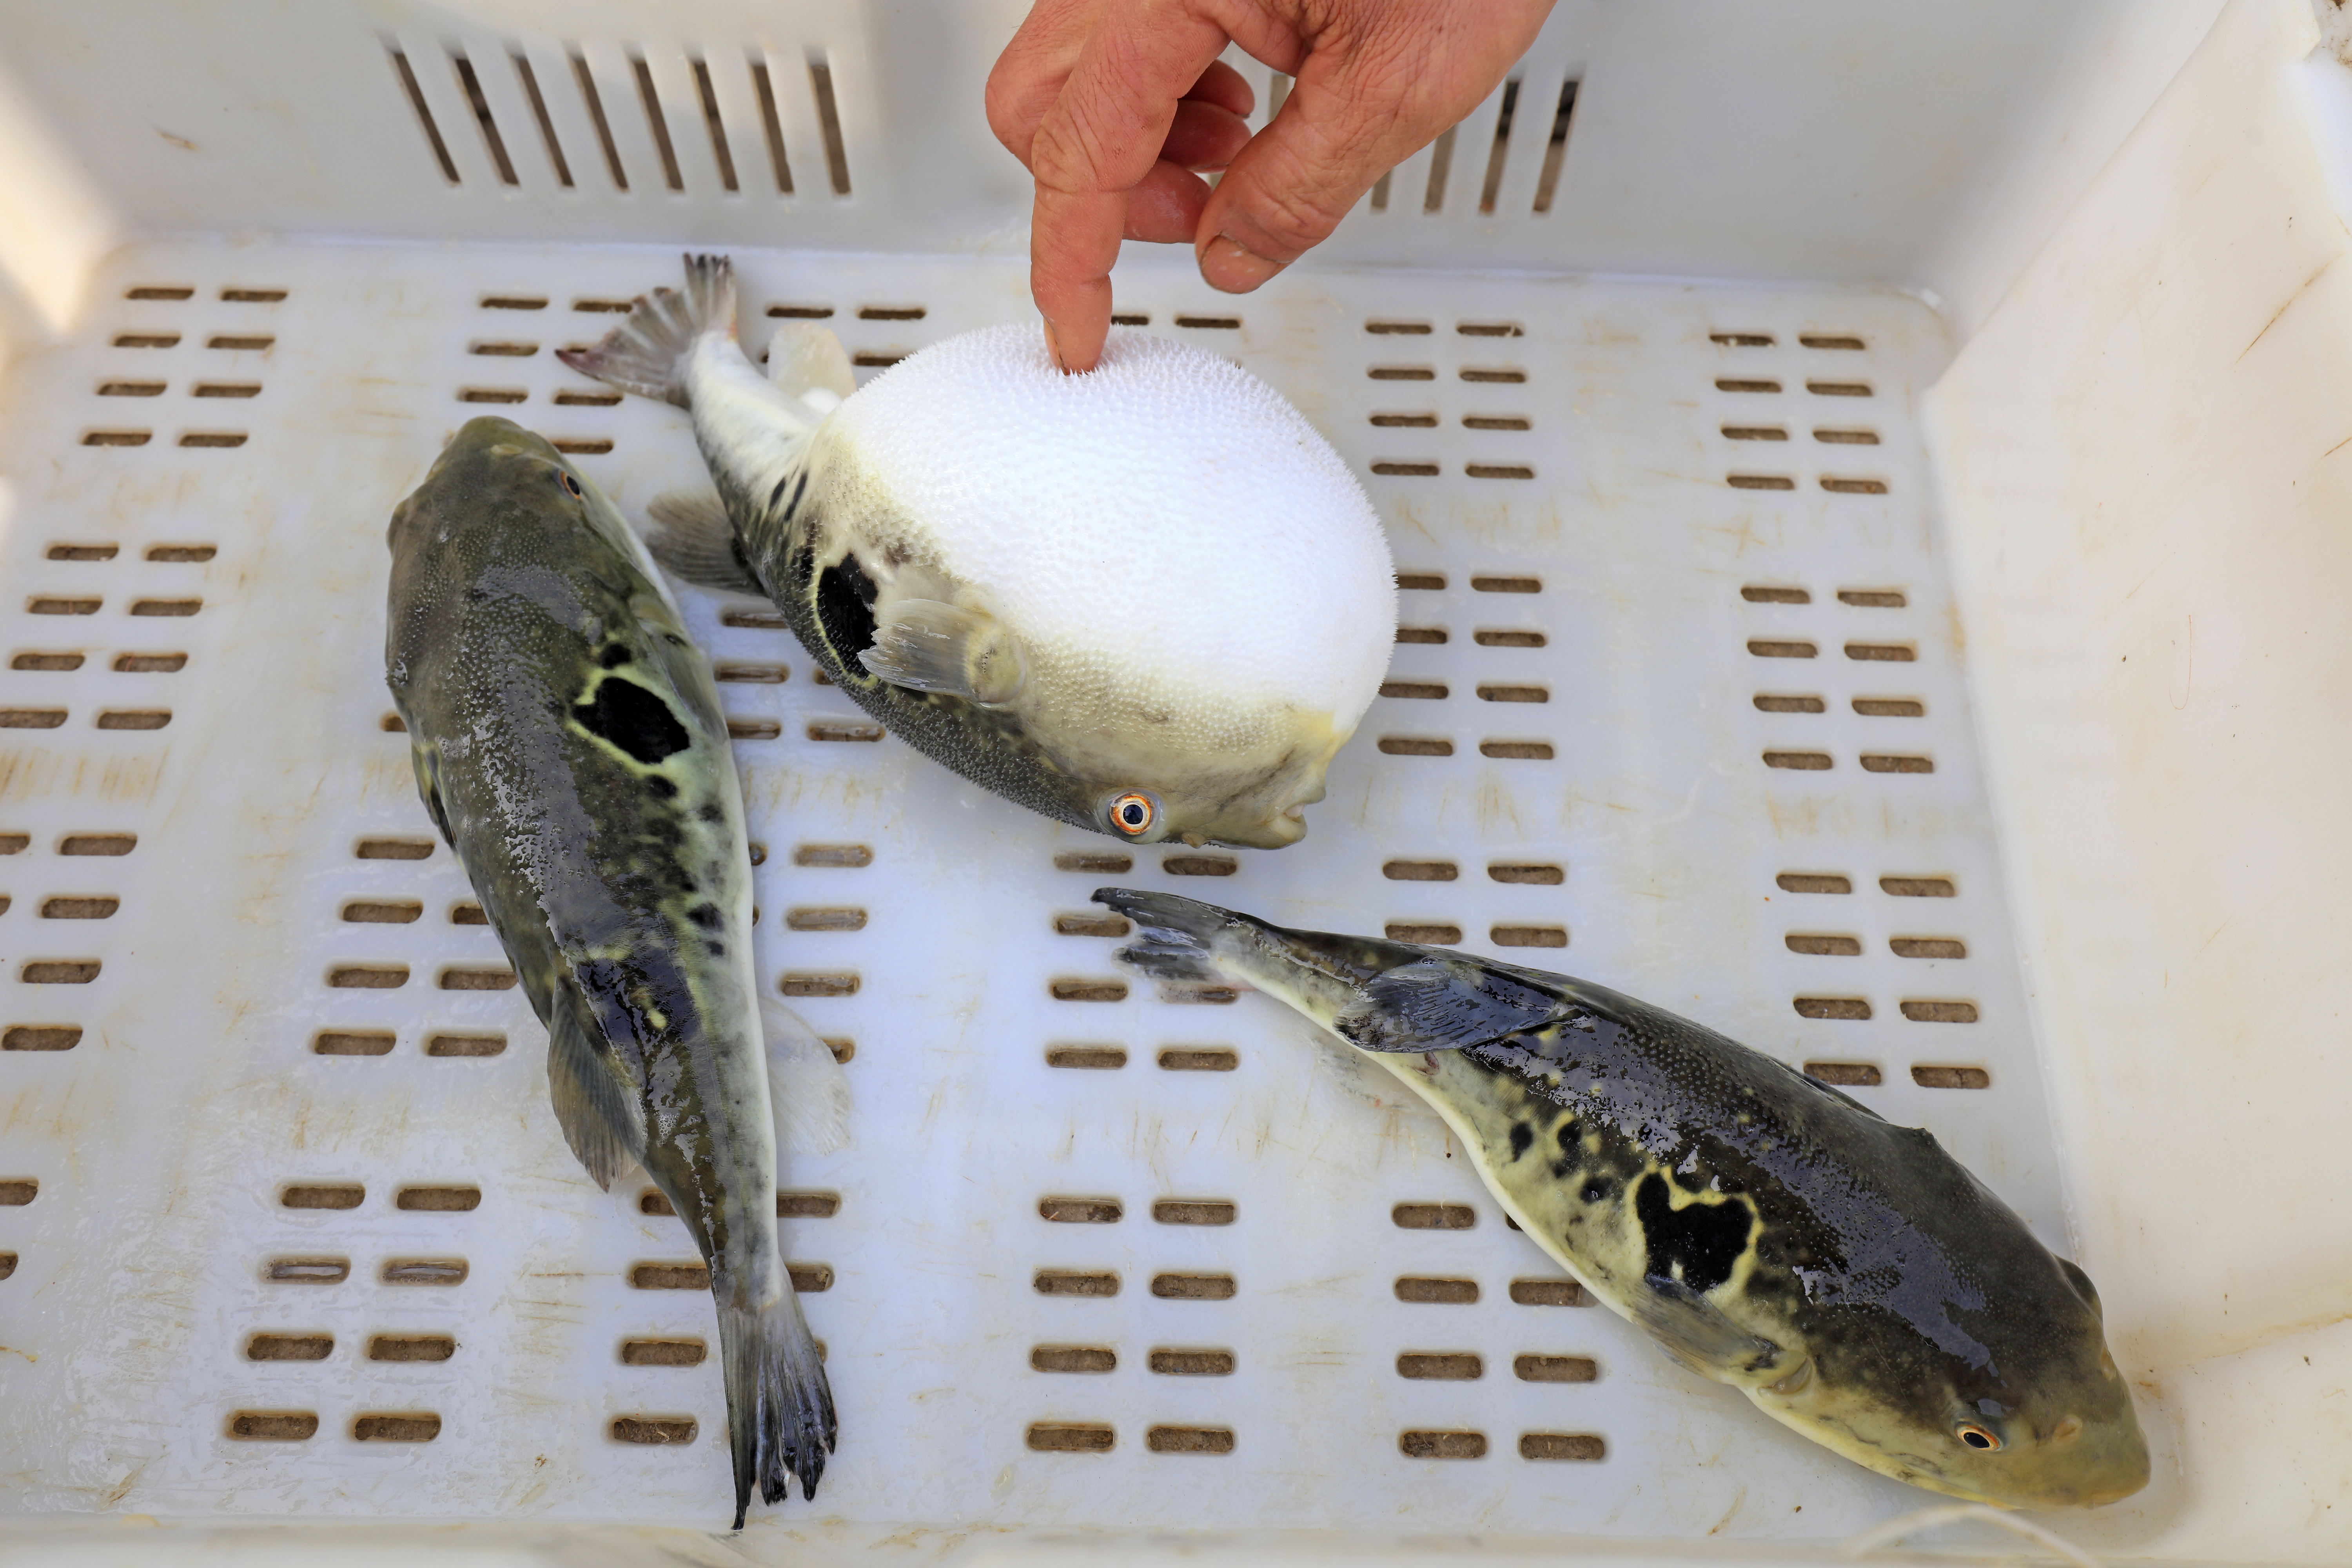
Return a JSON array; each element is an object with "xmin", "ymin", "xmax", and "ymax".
[
  {"xmin": 1193, "ymin": 73, "xmax": 1414, "ymax": 292},
  {"xmin": 1195, "ymin": 1, "xmax": 1552, "ymax": 292}
]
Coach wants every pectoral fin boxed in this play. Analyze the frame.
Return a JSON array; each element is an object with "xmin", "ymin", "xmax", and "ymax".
[
  {"xmin": 1629, "ymin": 1273, "xmax": 1793, "ymax": 1387},
  {"xmin": 546, "ymin": 989, "xmax": 648, "ymax": 1190},
  {"xmin": 642, "ymin": 486, "xmax": 766, "ymax": 596},
  {"xmin": 760, "ymin": 996, "xmax": 851, "ymax": 1156},
  {"xmin": 858, "ymin": 598, "xmax": 1026, "ymax": 704}
]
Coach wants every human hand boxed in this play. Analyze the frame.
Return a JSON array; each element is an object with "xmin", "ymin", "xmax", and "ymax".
[{"xmin": 987, "ymin": 0, "xmax": 1556, "ymax": 372}]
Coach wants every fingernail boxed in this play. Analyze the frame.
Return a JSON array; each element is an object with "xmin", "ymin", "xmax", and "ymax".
[
  {"xmin": 1041, "ymin": 316, "xmax": 1068, "ymax": 373},
  {"xmin": 1199, "ymin": 235, "xmax": 1286, "ymax": 294}
]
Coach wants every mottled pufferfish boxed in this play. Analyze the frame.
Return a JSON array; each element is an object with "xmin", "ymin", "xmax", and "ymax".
[
  {"xmin": 1098, "ymin": 889, "xmax": 2151, "ymax": 1513},
  {"xmin": 386, "ymin": 418, "xmax": 852, "ymax": 1528},
  {"xmin": 559, "ymin": 254, "xmax": 1395, "ymax": 850}
]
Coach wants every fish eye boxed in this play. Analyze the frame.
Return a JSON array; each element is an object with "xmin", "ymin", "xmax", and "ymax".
[
  {"xmin": 1107, "ymin": 791, "xmax": 1156, "ymax": 837},
  {"xmin": 1956, "ymin": 1423, "xmax": 2003, "ymax": 1452},
  {"xmin": 558, "ymin": 469, "xmax": 584, "ymax": 499}
]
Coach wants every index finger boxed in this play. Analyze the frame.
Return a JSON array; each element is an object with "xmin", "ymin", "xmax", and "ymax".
[{"xmin": 1025, "ymin": 2, "xmax": 1237, "ymax": 369}]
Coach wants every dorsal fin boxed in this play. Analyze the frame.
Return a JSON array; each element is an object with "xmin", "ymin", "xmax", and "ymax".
[
  {"xmin": 760, "ymin": 995, "xmax": 851, "ymax": 1156},
  {"xmin": 1333, "ymin": 958, "xmax": 1579, "ymax": 1054},
  {"xmin": 764, "ymin": 322, "xmax": 856, "ymax": 409}
]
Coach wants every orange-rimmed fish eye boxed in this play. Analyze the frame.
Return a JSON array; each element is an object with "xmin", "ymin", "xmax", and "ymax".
[
  {"xmin": 1956, "ymin": 1423, "xmax": 2003, "ymax": 1452},
  {"xmin": 558, "ymin": 469, "xmax": 584, "ymax": 499},
  {"xmin": 1108, "ymin": 791, "xmax": 1156, "ymax": 837}
]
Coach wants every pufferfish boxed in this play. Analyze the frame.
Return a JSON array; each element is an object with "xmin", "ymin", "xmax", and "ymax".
[
  {"xmin": 559, "ymin": 254, "xmax": 1396, "ymax": 849},
  {"xmin": 1096, "ymin": 888, "xmax": 2151, "ymax": 1512}
]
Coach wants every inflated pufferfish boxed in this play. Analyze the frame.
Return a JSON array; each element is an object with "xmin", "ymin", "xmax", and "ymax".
[
  {"xmin": 1098, "ymin": 889, "xmax": 2152, "ymax": 1512},
  {"xmin": 559, "ymin": 254, "xmax": 1396, "ymax": 849}
]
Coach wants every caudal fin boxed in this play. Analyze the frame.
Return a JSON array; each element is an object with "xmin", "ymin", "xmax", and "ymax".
[
  {"xmin": 1094, "ymin": 887, "xmax": 1252, "ymax": 983},
  {"xmin": 714, "ymin": 1280, "xmax": 836, "ymax": 1528},
  {"xmin": 557, "ymin": 253, "xmax": 735, "ymax": 408}
]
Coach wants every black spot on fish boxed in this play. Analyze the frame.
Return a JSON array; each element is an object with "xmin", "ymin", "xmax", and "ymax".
[
  {"xmin": 1508, "ymin": 1123, "xmax": 1534, "ymax": 1161},
  {"xmin": 684, "ymin": 903, "xmax": 722, "ymax": 931},
  {"xmin": 599, "ymin": 644, "xmax": 632, "ymax": 669},
  {"xmin": 1555, "ymin": 1121, "xmax": 1579, "ymax": 1150},
  {"xmin": 769, "ymin": 472, "xmax": 792, "ymax": 511},
  {"xmin": 574, "ymin": 678, "xmax": 690, "ymax": 764},
  {"xmin": 1635, "ymin": 1171, "xmax": 1751, "ymax": 1295},
  {"xmin": 697, "ymin": 802, "xmax": 723, "ymax": 824},
  {"xmin": 705, "ymin": 940, "xmax": 726, "ymax": 958},
  {"xmin": 646, "ymin": 775, "xmax": 678, "ymax": 799},
  {"xmin": 1581, "ymin": 1177, "xmax": 1613, "ymax": 1203},
  {"xmin": 1551, "ymin": 1157, "xmax": 1576, "ymax": 1180},
  {"xmin": 789, "ymin": 469, "xmax": 809, "ymax": 515},
  {"xmin": 815, "ymin": 554, "xmax": 879, "ymax": 662}
]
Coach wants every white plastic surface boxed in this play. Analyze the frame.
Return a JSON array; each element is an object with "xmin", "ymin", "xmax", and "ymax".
[
  {"xmin": 2, "ymin": 0, "xmax": 2350, "ymax": 1563},
  {"xmin": 0, "ymin": 236, "xmax": 2062, "ymax": 1544}
]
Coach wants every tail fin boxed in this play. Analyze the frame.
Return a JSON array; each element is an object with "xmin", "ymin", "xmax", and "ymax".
[
  {"xmin": 557, "ymin": 253, "xmax": 736, "ymax": 408},
  {"xmin": 714, "ymin": 1279, "xmax": 836, "ymax": 1528},
  {"xmin": 1094, "ymin": 887, "xmax": 1250, "ymax": 983}
]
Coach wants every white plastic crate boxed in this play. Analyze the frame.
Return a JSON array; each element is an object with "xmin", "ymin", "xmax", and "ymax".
[{"xmin": 2, "ymin": 2, "xmax": 2348, "ymax": 1564}]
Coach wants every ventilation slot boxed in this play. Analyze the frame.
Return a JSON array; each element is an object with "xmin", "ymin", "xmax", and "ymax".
[
  {"xmin": 510, "ymin": 54, "xmax": 573, "ymax": 187},
  {"xmin": 690, "ymin": 58, "xmax": 739, "ymax": 192},
  {"xmin": 452, "ymin": 54, "xmax": 518, "ymax": 185},
  {"xmin": 751, "ymin": 60, "xmax": 795, "ymax": 192},
  {"xmin": 1045, "ymin": 1045, "xmax": 1125, "ymax": 1069},
  {"xmin": 573, "ymin": 53, "xmax": 628, "ymax": 190},
  {"xmin": 1477, "ymin": 78, "xmax": 1518, "ymax": 213},
  {"xmin": 1147, "ymin": 1425, "xmax": 1234, "ymax": 1454},
  {"xmin": 1422, "ymin": 125, "xmax": 1455, "ymax": 214},
  {"xmin": 388, "ymin": 47, "xmax": 460, "ymax": 184},
  {"xmin": 1531, "ymin": 80, "xmax": 1577, "ymax": 214},
  {"xmin": 629, "ymin": 56, "xmax": 684, "ymax": 191},
  {"xmin": 371, "ymin": 1335, "xmax": 456, "ymax": 1362},
  {"xmin": 1158, "ymin": 1047, "xmax": 1235, "ymax": 1071},
  {"xmin": 809, "ymin": 54, "xmax": 852, "ymax": 194},
  {"xmin": 1028, "ymin": 1423, "xmax": 1114, "ymax": 1453}
]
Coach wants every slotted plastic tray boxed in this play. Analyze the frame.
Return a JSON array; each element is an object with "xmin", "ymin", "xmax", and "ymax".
[{"xmin": 0, "ymin": 235, "xmax": 2054, "ymax": 1544}]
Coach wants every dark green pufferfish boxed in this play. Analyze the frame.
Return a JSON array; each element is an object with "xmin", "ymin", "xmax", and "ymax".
[
  {"xmin": 1096, "ymin": 889, "xmax": 2149, "ymax": 1511},
  {"xmin": 384, "ymin": 416, "xmax": 845, "ymax": 1528}
]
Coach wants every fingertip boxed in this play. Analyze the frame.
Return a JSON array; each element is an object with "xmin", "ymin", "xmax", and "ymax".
[{"xmin": 1041, "ymin": 314, "xmax": 1105, "ymax": 374}]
